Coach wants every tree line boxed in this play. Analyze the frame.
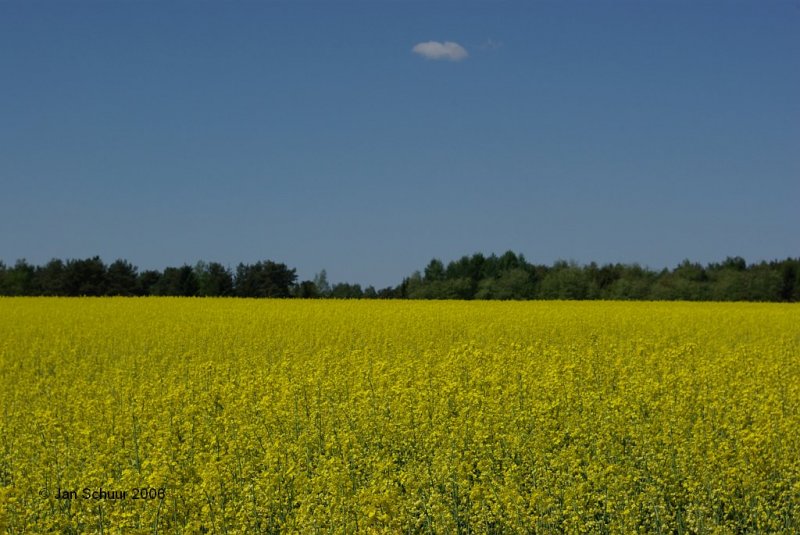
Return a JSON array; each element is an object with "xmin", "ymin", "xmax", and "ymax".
[{"xmin": 0, "ymin": 252, "xmax": 798, "ymax": 301}]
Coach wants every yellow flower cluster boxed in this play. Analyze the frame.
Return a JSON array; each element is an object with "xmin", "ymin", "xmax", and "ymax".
[{"xmin": 0, "ymin": 298, "xmax": 798, "ymax": 533}]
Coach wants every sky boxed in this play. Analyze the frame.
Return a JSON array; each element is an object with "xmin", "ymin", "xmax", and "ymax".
[{"xmin": 1, "ymin": 1, "xmax": 798, "ymax": 288}]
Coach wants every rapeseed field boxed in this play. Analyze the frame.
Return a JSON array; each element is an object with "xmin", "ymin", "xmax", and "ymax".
[{"xmin": 0, "ymin": 298, "xmax": 798, "ymax": 533}]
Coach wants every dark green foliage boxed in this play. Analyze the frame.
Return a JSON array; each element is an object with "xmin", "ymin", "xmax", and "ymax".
[
  {"xmin": 106, "ymin": 259, "xmax": 139, "ymax": 296},
  {"xmin": 376, "ymin": 286, "xmax": 400, "ymax": 299},
  {"xmin": 445, "ymin": 254, "xmax": 485, "ymax": 285},
  {"xmin": 409, "ymin": 277, "xmax": 474, "ymax": 300},
  {"xmin": 538, "ymin": 262, "xmax": 594, "ymax": 300},
  {"xmin": 423, "ymin": 259, "xmax": 446, "ymax": 282},
  {"xmin": 363, "ymin": 286, "xmax": 378, "ymax": 299},
  {"xmin": 294, "ymin": 280, "xmax": 320, "ymax": 298},
  {"xmin": 35, "ymin": 259, "xmax": 67, "ymax": 296},
  {"xmin": 475, "ymin": 269, "xmax": 534, "ymax": 300},
  {"xmin": 137, "ymin": 270, "xmax": 162, "ymax": 296},
  {"xmin": 195, "ymin": 262, "xmax": 234, "ymax": 297},
  {"xmin": 153, "ymin": 265, "xmax": 198, "ymax": 296},
  {"xmin": 586, "ymin": 262, "xmax": 621, "ymax": 292},
  {"xmin": 235, "ymin": 261, "xmax": 297, "ymax": 298},
  {"xmin": 0, "ymin": 259, "xmax": 35, "ymax": 295},
  {"xmin": 63, "ymin": 257, "xmax": 107, "ymax": 296},
  {"xmin": 330, "ymin": 282, "xmax": 363, "ymax": 299},
  {"xmin": 0, "ymin": 254, "xmax": 798, "ymax": 301},
  {"xmin": 742, "ymin": 263, "xmax": 782, "ymax": 301},
  {"xmin": 394, "ymin": 253, "xmax": 800, "ymax": 302},
  {"xmin": 313, "ymin": 270, "xmax": 331, "ymax": 297},
  {"xmin": 605, "ymin": 264, "xmax": 656, "ymax": 300},
  {"xmin": 777, "ymin": 258, "xmax": 800, "ymax": 301},
  {"xmin": 722, "ymin": 256, "xmax": 747, "ymax": 272}
]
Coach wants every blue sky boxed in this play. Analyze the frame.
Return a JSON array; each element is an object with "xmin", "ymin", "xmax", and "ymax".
[{"xmin": 1, "ymin": 1, "xmax": 798, "ymax": 288}]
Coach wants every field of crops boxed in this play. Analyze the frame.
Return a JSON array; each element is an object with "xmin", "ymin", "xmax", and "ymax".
[{"xmin": 0, "ymin": 299, "xmax": 798, "ymax": 533}]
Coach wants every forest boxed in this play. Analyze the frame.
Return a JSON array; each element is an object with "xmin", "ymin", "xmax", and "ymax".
[{"xmin": 0, "ymin": 252, "xmax": 798, "ymax": 302}]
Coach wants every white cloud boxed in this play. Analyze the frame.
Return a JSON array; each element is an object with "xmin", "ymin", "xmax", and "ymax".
[
  {"xmin": 412, "ymin": 41, "xmax": 469, "ymax": 61},
  {"xmin": 479, "ymin": 38, "xmax": 503, "ymax": 51}
]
